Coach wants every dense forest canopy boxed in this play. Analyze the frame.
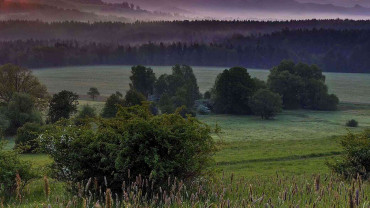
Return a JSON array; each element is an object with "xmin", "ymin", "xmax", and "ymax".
[
  {"xmin": 1, "ymin": 28, "xmax": 370, "ymax": 73},
  {"xmin": 2, "ymin": 19, "xmax": 370, "ymax": 43}
]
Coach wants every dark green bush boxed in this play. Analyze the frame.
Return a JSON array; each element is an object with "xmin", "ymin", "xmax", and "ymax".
[
  {"xmin": 249, "ymin": 89, "xmax": 282, "ymax": 119},
  {"xmin": 212, "ymin": 67, "xmax": 256, "ymax": 114},
  {"xmin": 39, "ymin": 104, "xmax": 216, "ymax": 191},
  {"xmin": 268, "ymin": 60, "xmax": 339, "ymax": 110},
  {"xmin": 0, "ymin": 142, "xmax": 34, "ymax": 197},
  {"xmin": 5, "ymin": 93, "xmax": 43, "ymax": 135},
  {"xmin": 15, "ymin": 122, "xmax": 47, "ymax": 153},
  {"xmin": 101, "ymin": 92, "xmax": 125, "ymax": 118},
  {"xmin": 48, "ymin": 90, "xmax": 79, "ymax": 123},
  {"xmin": 328, "ymin": 130, "xmax": 370, "ymax": 179},
  {"xmin": 346, "ymin": 119, "xmax": 359, "ymax": 127}
]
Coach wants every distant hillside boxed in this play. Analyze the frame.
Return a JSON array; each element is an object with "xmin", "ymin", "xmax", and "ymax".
[
  {"xmin": 0, "ymin": 0, "xmax": 129, "ymax": 22},
  {"xmin": 0, "ymin": 0, "xmax": 179, "ymax": 22},
  {"xmin": 131, "ymin": 0, "xmax": 370, "ymax": 20}
]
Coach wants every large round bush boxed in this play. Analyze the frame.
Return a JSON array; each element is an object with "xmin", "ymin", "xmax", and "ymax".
[{"xmin": 39, "ymin": 104, "xmax": 216, "ymax": 191}]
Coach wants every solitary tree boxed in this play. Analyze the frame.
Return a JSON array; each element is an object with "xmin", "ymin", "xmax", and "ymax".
[
  {"xmin": 249, "ymin": 89, "xmax": 282, "ymax": 119},
  {"xmin": 48, "ymin": 90, "xmax": 79, "ymax": 123},
  {"xmin": 130, "ymin": 65, "xmax": 156, "ymax": 98},
  {"xmin": 87, "ymin": 87, "xmax": 100, "ymax": 101},
  {"xmin": 0, "ymin": 64, "xmax": 48, "ymax": 108}
]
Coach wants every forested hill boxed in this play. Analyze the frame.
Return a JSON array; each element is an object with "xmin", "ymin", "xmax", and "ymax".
[
  {"xmin": 2, "ymin": 20, "xmax": 370, "ymax": 43},
  {"xmin": 1, "ymin": 28, "xmax": 370, "ymax": 73}
]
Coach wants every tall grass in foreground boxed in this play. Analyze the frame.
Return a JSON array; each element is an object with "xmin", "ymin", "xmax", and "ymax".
[{"xmin": 5, "ymin": 173, "xmax": 369, "ymax": 207}]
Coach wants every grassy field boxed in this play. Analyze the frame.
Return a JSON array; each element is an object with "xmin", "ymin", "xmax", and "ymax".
[
  {"xmin": 3, "ymin": 65, "xmax": 369, "ymax": 206},
  {"xmin": 29, "ymin": 66, "xmax": 370, "ymax": 178},
  {"xmin": 33, "ymin": 65, "xmax": 370, "ymax": 104}
]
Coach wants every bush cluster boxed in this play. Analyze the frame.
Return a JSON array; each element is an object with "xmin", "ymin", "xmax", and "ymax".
[{"xmin": 39, "ymin": 104, "xmax": 216, "ymax": 191}]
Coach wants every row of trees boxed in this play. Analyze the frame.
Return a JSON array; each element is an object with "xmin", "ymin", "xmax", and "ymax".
[
  {"xmin": 0, "ymin": 60, "xmax": 339, "ymax": 138},
  {"xmin": 2, "ymin": 19, "xmax": 370, "ymax": 43},
  {"xmin": 1, "ymin": 29, "xmax": 370, "ymax": 72},
  {"xmin": 99, "ymin": 61, "xmax": 338, "ymax": 121}
]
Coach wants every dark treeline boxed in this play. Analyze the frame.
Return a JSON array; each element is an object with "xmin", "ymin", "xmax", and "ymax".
[
  {"xmin": 1, "ymin": 28, "xmax": 370, "ymax": 73},
  {"xmin": 3, "ymin": 19, "xmax": 370, "ymax": 43}
]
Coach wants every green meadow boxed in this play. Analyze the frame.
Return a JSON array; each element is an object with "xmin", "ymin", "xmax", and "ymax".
[
  {"xmin": 3, "ymin": 65, "xmax": 369, "ymax": 207},
  {"xmin": 27, "ymin": 66, "xmax": 370, "ymax": 178}
]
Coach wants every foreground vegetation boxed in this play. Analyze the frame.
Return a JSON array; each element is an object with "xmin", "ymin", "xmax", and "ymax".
[{"xmin": 2, "ymin": 172, "xmax": 369, "ymax": 207}]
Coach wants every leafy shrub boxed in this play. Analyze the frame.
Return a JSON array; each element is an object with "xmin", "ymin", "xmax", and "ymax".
[
  {"xmin": 76, "ymin": 105, "xmax": 96, "ymax": 119},
  {"xmin": 101, "ymin": 92, "xmax": 125, "ymax": 118},
  {"xmin": 0, "ymin": 142, "xmax": 34, "ymax": 197},
  {"xmin": 15, "ymin": 122, "xmax": 48, "ymax": 153},
  {"xmin": 249, "ymin": 89, "xmax": 282, "ymax": 119},
  {"xmin": 346, "ymin": 119, "xmax": 359, "ymax": 127},
  {"xmin": 124, "ymin": 89, "xmax": 146, "ymax": 107},
  {"xmin": 5, "ymin": 93, "xmax": 43, "ymax": 135},
  {"xmin": 0, "ymin": 112, "xmax": 9, "ymax": 135},
  {"xmin": 328, "ymin": 130, "xmax": 370, "ymax": 179},
  {"xmin": 39, "ymin": 104, "xmax": 216, "ymax": 191}
]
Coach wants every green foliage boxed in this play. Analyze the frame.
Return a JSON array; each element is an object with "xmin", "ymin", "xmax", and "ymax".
[
  {"xmin": 212, "ymin": 67, "xmax": 256, "ymax": 114},
  {"xmin": 87, "ymin": 87, "xmax": 100, "ymax": 101},
  {"xmin": 249, "ymin": 89, "xmax": 282, "ymax": 119},
  {"xmin": 76, "ymin": 104, "xmax": 96, "ymax": 119},
  {"xmin": 39, "ymin": 104, "xmax": 216, "ymax": 191},
  {"xmin": 124, "ymin": 89, "xmax": 146, "ymax": 107},
  {"xmin": 328, "ymin": 130, "xmax": 370, "ymax": 179},
  {"xmin": 3, "ymin": 93, "xmax": 43, "ymax": 135},
  {"xmin": 154, "ymin": 65, "xmax": 201, "ymax": 110},
  {"xmin": 346, "ymin": 119, "xmax": 359, "ymax": 128},
  {"xmin": 0, "ymin": 112, "xmax": 9, "ymax": 135},
  {"xmin": 75, "ymin": 104, "xmax": 96, "ymax": 126},
  {"xmin": 0, "ymin": 64, "xmax": 49, "ymax": 108},
  {"xmin": 101, "ymin": 91, "xmax": 124, "ymax": 118},
  {"xmin": 48, "ymin": 90, "xmax": 79, "ymax": 123},
  {"xmin": 15, "ymin": 122, "xmax": 47, "ymax": 153},
  {"xmin": 158, "ymin": 93, "xmax": 175, "ymax": 114},
  {"xmin": 204, "ymin": 91, "xmax": 211, "ymax": 99},
  {"xmin": 0, "ymin": 141, "xmax": 34, "ymax": 198},
  {"xmin": 130, "ymin": 65, "xmax": 156, "ymax": 98},
  {"xmin": 268, "ymin": 60, "xmax": 339, "ymax": 110}
]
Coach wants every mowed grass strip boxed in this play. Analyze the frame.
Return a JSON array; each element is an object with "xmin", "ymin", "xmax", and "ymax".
[{"xmin": 214, "ymin": 137, "xmax": 342, "ymax": 177}]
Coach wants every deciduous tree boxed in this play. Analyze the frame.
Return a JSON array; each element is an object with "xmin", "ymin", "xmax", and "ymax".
[
  {"xmin": 0, "ymin": 64, "xmax": 48, "ymax": 108},
  {"xmin": 48, "ymin": 90, "xmax": 79, "ymax": 123}
]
